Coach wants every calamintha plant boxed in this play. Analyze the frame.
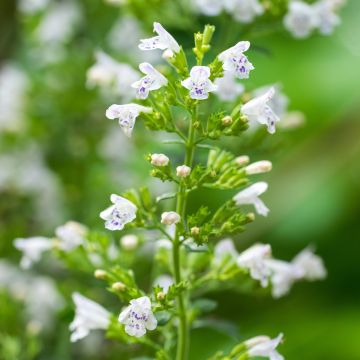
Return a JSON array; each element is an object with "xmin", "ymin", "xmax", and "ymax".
[{"xmin": 14, "ymin": 22, "xmax": 328, "ymax": 360}]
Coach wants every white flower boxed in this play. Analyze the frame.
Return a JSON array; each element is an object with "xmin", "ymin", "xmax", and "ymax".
[
  {"xmin": 151, "ymin": 153, "xmax": 170, "ymax": 166},
  {"xmin": 55, "ymin": 221, "xmax": 87, "ymax": 251},
  {"xmin": 247, "ymin": 333, "xmax": 284, "ymax": 360},
  {"xmin": 119, "ymin": 296, "xmax": 157, "ymax": 337},
  {"xmin": 120, "ymin": 234, "xmax": 139, "ymax": 250},
  {"xmin": 237, "ymin": 244, "xmax": 272, "ymax": 287},
  {"xmin": 214, "ymin": 238, "xmax": 238, "ymax": 262},
  {"xmin": 292, "ymin": 247, "xmax": 327, "ymax": 281},
  {"xmin": 181, "ymin": 66, "xmax": 217, "ymax": 100},
  {"xmin": 218, "ymin": 41, "xmax": 254, "ymax": 79},
  {"xmin": 161, "ymin": 211, "xmax": 181, "ymax": 225},
  {"xmin": 313, "ymin": 0, "xmax": 341, "ymax": 35},
  {"xmin": 245, "ymin": 161, "xmax": 272, "ymax": 175},
  {"xmin": 132, "ymin": 63, "xmax": 168, "ymax": 99},
  {"xmin": 194, "ymin": 0, "xmax": 224, "ymax": 16},
  {"xmin": 139, "ymin": 22, "xmax": 180, "ymax": 53},
  {"xmin": 106, "ymin": 103, "xmax": 152, "ymax": 137},
  {"xmin": 266, "ymin": 259, "xmax": 304, "ymax": 298},
  {"xmin": 224, "ymin": 0, "xmax": 264, "ymax": 23},
  {"xmin": 86, "ymin": 51, "xmax": 139, "ymax": 100},
  {"xmin": 214, "ymin": 72, "xmax": 245, "ymax": 101},
  {"xmin": 18, "ymin": 0, "xmax": 49, "ymax": 14},
  {"xmin": 100, "ymin": 194, "xmax": 137, "ymax": 231},
  {"xmin": 284, "ymin": 1, "xmax": 318, "ymax": 39},
  {"xmin": 242, "ymin": 87, "xmax": 280, "ymax": 134},
  {"xmin": 70, "ymin": 293, "xmax": 110, "ymax": 342},
  {"xmin": 14, "ymin": 237, "xmax": 53, "ymax": 269},
  {"xmin": 176, "ymin": 165, "xmax": 191, "ymax": 177},
  {"xmin": 233, "ymin": 182, "xmax": 269, "ymax": 216},
  {"xmin": 153, "ymin": 275, "xmax": 173, "ymax": 293},
  {"xmin": 253, "ymin": 84, "xmax": 289, "ymax": 118}
]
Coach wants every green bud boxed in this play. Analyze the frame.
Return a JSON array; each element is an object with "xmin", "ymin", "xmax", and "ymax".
[
  {"xmin": 112, "ymin": 281, "xmax": 126, "ymax": 292},
  {"xmin": 94, "ymin": 269, "xmax": 108, "ymax": 280},
  {"xmin": 202, "ymin": 25, "xmax": 215, "ymax": 47}
]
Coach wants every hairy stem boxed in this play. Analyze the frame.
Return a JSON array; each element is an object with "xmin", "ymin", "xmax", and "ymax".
[{"xmin": 173, "ymin": 106, "xmax": 197, "ymax": 360}]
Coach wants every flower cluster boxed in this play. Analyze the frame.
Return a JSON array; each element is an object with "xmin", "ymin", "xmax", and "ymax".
[
  {"xmin": 12, "ymin": 20, "xmax": 330, "ymax": 360},
  {"xmin": 284, "ymin": 0, "xmax": 345, "ymax": 38}
]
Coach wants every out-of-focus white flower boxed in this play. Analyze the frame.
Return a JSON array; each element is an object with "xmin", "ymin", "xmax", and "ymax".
[
  {"xmin": 237, "ymin": 244, "xmax": 272, "ymax": 287},
  {"xmin": 224, "ymin": 0, "xmax": 264, "ymax": 23},
  {"xmin": 161, "ymin": 211, "xmax": 181, "ymax": 225},
  {"xmin": 153, "ymin": 275, "xmax": 174, "ymax": 293},
  {"xmin": 242, "ymin": 87, "xmax": 280, "ymax": 134},
  {"xmin": 55, "ymin": 221, "xmax": 87, "ymax": 251},
  {"xmin": 233, "ymin": 182, "xmax": 269, "ymax": 216},
  {"xmin": 0, "ymin": 261, "xmax": 64, "ymax": 329},
  {"xmin": 313, "ymin": 0, "xmax": 341, "ymax": 35},
  {"xmin": 214, "ymin": 72, "xmax": 245, "ymax": 101},
  {"xmin": 106, "ymin": 103, "xmax": 152, "ymax": 137},
  {"xmin": 278, "ymin": 111, "xmax": 305, "ymax": 130},
  {"xmin": 151, "ymin": 153, "xmax": 170, "ymax": 167},
  {"xmin": 253, "ymin": 84, "xmax": 289, "ymax": 118},
  {"xmin": 247, "ymin": 333, "xmax": 284, "ymax": 360},
  {"xmin": 139, "ymin": 22, "xmax": 180, "ymax": 53},
  {"xmin": 100, "ymin": 194, "xmax": 137, "ymax": 231},
  {"xmin": 214, "ymin": 238, "xmax": 238, "ymax": 262},
  {"xmin": 120, "ymin": 234, "xmax": 139, "ymax": 250},
  {"xmin": 219, "ymin": 41, "xmax": 254, "ymax": 79},
  {"xmin": 176, "ymin": 165, "xmax": 191, "ymax": 177},
  {"xmin": 266, "ymin": 259, "xmax": 304, "ymax": 298},
  {"xmin": 35, "ymin": 1, "xmax": 81, "ymax": 45},
  {"xmin": 194, "ymin": 0, "xmax": 224, "ymax": 16},
  {"xmin": 86, "ymin": 51, "xmax": 139, "ymax": 100},
  {"xmin": 284, "ymin": 1, "xmax": 318, "ymax": 39},
  {"xmin": 0, "ymin": 64, "xmax": 28, "ymax": 132},
  {"xmin": 70, "ymin": 293, "xmax": 110, "ymax": 342},
  {"xmin": 181, "ymin": 66, "xmax": 217, "ymax": 100},
  {"xmin": 119, "ymin": 296, "xmax": 157, "ymax": 337},
  {"xmin": 18, "ymin": 0, "xmax": 49, "ymax": 14},
  {"xmin": 14, "ymin": 237, "xmax": 53, "ymax": 269},
  {"xmin": 132, "ymin": 63, "xmax": 168, "ymax": 99},
  {"xmin": 292, "ymin": 247, "xmax": 327, "ymax": 281},
  {"xmin": 245, "ymin": 161, "xmax": 272, "ymax": 175}
]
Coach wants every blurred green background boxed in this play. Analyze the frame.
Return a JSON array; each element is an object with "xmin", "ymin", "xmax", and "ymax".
[{"xmin": 0, "ymin": 0, "xmax": 359, "ymax": 359}]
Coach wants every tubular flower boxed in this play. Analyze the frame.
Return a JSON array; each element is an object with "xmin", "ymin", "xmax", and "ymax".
[
  {"xmin": 237, "ymin": 244, "xmax": 272, "ymax": 287},
  {"xmin": 118, "ymin": 296, "xmax": 157, "ymax": 337},
  {"xmin": 132, "ymin": 62, "xmax": 168, "ymax": 100},
  {"xmin": 55, "ymin": 221, "xmax": 87, "ymax": 251},
  {"xmin": 218, "ymin": 41, "xmax": 254, "ymax": 79},
  {"xmin": 214, "ymin": 72, "xmax": 245, "ymax": 101},
  {"xmin": 292, "ymin": 247, "xmax": 327, "ymax": 281},
  {"xmin": 139, "ymin": 22, "xmax": 180, "ymax": 53},
  {"xmin": 242, "ymin": 87, "xmax": 280, "ymax": 134},
  {"xmin": 181, "ymin": 66, "xmax": 217, "ymax": 100},
  {"xmin": 233, "ymin": 182, "xmax": 269, "ymax": 216},
  {"xmin": 100, "ymin": 194, "xmax": 137, "ymax": 231},
  {"xmin": 247, "ymin": 333, "xmax": 284, "ymax": 360},
  {"xmin": 224, "ymin": 0, "xmax": 264, "ymax": 23},
  {"xmin": 70, "ymin": 293, "xmax": 110, "ymax": 342},
  {"xmin": 106, "ymin": 103, "xmax": 152, "ymax": 137}
]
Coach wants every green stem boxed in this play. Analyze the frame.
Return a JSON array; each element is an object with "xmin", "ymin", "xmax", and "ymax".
[{"xmin": 173, "ymin": 106, "xmax": 197, "ymax": 360}]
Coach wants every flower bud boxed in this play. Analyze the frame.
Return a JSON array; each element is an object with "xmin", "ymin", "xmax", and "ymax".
[
  {"xmin": 120, "ymin": 234, "xmax": 139, "ymax": 250},
  {"xmin": 246, "ymin": 212, "xmax": 256, "ymax": 222},
  {"xmin": 157, "ymin": 291, "xmax": 166, "ymax": 301},
  {"xmin": 112, "ymin": 281, "xmax": 126, "ymax": 292},
  {"xmin": 151, "ymin": 153, "xmax": 170, "ymax": 167},
  {"xmin": 245, "ymin": 161, "xmax": 272, "ymax": 175},
  {"xmin": 176, "ymin": 165, "xmax": 191, "ymax": 177},
  {"xmin": 161, "ymin": 211, "xmax": 181, "ymax": 225},
  {"xmin": 235, "ymin": 155, "xmax": 250, "ymax": 166},
  {"xmin": 162, "ymin": 49, "xmax": 174, "ymax": 60},
  {"xmin": 94, "ymin": 269, "xmax": 107, "ymax": 280},
  {"xmin": 222, "ymin": 115, "xmax": 232, "ymax": 126},
  {"xmin": 190, "ymin": 226, "xmax": 200, "ymax": 236}
]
